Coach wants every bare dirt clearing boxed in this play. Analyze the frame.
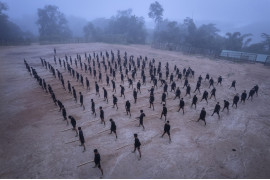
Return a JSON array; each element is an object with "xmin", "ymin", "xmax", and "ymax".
[{"xmin": 0, "ymin": 43, "xmax": 270, "ymax": 178}]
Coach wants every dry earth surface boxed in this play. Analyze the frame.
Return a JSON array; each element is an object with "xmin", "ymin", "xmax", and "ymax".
[{"xmin": 0, "ymin": 43, "xmax": 270, "ymax": 178}]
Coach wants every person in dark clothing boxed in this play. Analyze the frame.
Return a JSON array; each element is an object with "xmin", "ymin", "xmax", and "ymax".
[
  {"xmin": 241, "ymin": 90, "xmax": 247, "ymax": 103},
  {"xmin": 160, "ymin": 104, "xmax": 167, "ymax": 121},
  {"xmin": 222, "ymin": 100, "xmax": 230, "ymax": 112},
  {"xmin": 62, "ymin": 106, "xmax": 68, "ymax": 125},
  {"xmin": 109, "ymin": 119, "xmax": 117, "ymax": 139},
  {"xmin": 78, "ymin": 127, "xmax": 86, "ymax": 151},
  {"xmin": 68, "ymin": 81, "xmax": 72, "ymax": 94},
  {"xmin": 86, "ymin": 77, "xmax": 90, "ymax": 90},
  {"xmin": 136, "ymin": 110, "xmax": 145, "ymax": 130},
  {"xmin": 211, "ymin": 102, "xmax": 221, "ymax": 119},
  {"xmin": 133, "ymin": 89, "xmax": 138, "ymax": 103},
  {"xmin": 161, "ymin": 121, "xmax": 171, "ymax": 142},
  {"xmin": 95, "ymin": 82, "xmax": 100, "ymax": 97},
  {"xmin": 161, "ymin": 92, "xmax": 167, "ymax": 104},
  {"xmin": 125, "ymin": 100, "xmax": 131, "ymax": 117},
  {"xmin": 201, "ymin": 90, "xmax": 209, "ymax": 104},
  {"xmin": 111, "ymin": 80, "xmax": 116, "ymax": 92},
  {"xmin": 230, "ymin": 80, "xmax": 236, "ymax": 90},
  {"xmin": 79, "ymin": 92, "xmax": 85, "ymax": 110},
  {"xmin": 137, "ymin": 80, "xmax": 141, "ymax": 93},
  {"xmin": 183, "ymin": 78, "xmax": 188, "ymax": 89},
  {"xmin": 103, "ymin": 87, "xmax": 108, "ymax": 103},
  {"xmin": 254, "ymin": 85, "xmax": 259, "ymax": 96},
  {"xmin": 205, "ymin": 73, "xmax": 209, "ymax": 81},
  {"xmin": 91, "ymin": 99, "xmax": 96, "ymax": 117},
  {"xmin": 57, "ymin": 100, "xmax": 63, "ymax": 112},
  {"xmin": 112, "ymin": 95, "xmax": 118, "ymax": 109},
  {"xmin": 120, "ymin": 85, "xmax": 125, "ymax": 98},
  {"xmin": 99, "ymin": 106, "xmax": 105, "ymax": 125},
  {"xmin": 164, "ymin": 83, "xmax": 168, "ymax": 95},
  {"xmin": 174, "ymin": 87, "xmax": 181, "ymax": 100},
  {"xmin": 217, "ymin": 76, "xmax": 222, "ymax": 85},
  {"xmin": 149, "ymin": 94, "xmax": 155, "ymax": 110},
  {"xmin": 194, "ymin": 81, "xmax": 201, "ymax": 94},
  {"xmin": 171, "ymin": 81, "xmax": 176, "ymax": 92},
  {"xmin": 72, "ymin": 87, "xmax": 77, "ymax": 102},
  {"xmin": 197, "ymin": 108, "xmax": 206, "ymax": 125},
  {"xmin": 178, "ymin": 98, "xmax": 185, "ymax": 114},
  {"xmin": 93, "ymin": 149, "xmax": 103, "ymax": 176},
  {"xmin": 68, "ymin": 116, "xmax": 78, "ymax": 136},
  {"xmin": 132, "ymin": 134, "xmax": 142, "ymax": 159},
  {"xmin": 232, "ymin": 94, "xmax": 240, "ymax": 108},
  {"xmin": 209, "ymin": 88, "xmax": 216, "ymax": 100},
  {"xmin": 185, "ymin": 84, "xmax": 191, "ymax": 97},
  {"xmin": 247, "ymin": 88, "xmax": 255, "ymax": 101},
  {"xmin": 209, "ymin": 77, "xmax": 214, "ymax": 88},
  {"xmin": 191, "ymin": 95, "xmax": 198, "ymax": 109}
]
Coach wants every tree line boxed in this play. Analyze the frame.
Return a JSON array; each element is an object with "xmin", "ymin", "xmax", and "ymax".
[{"xmin": 0, "ymin": 1, "xmax": 269, "ymax": 55}]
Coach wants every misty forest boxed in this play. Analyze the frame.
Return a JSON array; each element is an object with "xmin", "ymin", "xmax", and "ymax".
[{"xmin": 0, "ymin": 1, "xmax": 269, "ymax": 55}]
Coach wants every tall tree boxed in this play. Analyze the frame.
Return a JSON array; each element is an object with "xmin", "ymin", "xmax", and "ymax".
[
  {"xmin": 225, "ymin": 32, "xmax": 252, "ymax": 51},
  {"xmin": 148, "ymin": 1, "xmax": 164, "ymax": 24},
  {"xmin": 36, "ymin": 5, "xmax": 71, "ymax": 42}
]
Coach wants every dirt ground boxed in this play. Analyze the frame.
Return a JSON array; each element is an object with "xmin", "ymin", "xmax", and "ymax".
[{"xmin": 0, "ymin": 43, "xmax": 270, "ymax": 178}]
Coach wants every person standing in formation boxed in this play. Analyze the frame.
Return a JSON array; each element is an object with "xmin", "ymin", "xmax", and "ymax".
[{"xmin": 161, "ymin": 121, "xmax": 171, "ymax": 142}]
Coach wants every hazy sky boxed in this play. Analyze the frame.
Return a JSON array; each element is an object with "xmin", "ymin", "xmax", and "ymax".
[
  {"xmin": 1, "ymin": 0, "xmax": 269, "ymax": 41},
  {"xmin": 2, "ymin": 0, "xmax": 269, "ymax": 23}
]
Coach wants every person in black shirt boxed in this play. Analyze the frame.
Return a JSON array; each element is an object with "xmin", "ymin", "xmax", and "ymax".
[
  {"xmin": 174, "ymin": 87, "xmax": 181, "ymax": 100},
  {"xmin": 120, "ymin": 85, "xmax": 125, "ymax": 98},
  {"xmin": 91, "ymin": 99, "xmax": 96, "ymax": 117},
  {"xmin": 79, "ymin": 92, "xmax": 85, "ymax": 110},
  {"xmin": 103, "ymin": 87, "xmax": 108, "ymax": 103},
  {"xmin": 161, "ymin": 121, "xmax": 171, "ymax": 142},
  {"xmin": 160, "ymin": 104, "xmax": 167, "ymax": 121},
  {"xmin": 201, "ymin": 90, "xmax": 209, "ymax": 104},
  {"xmin": 125, "ymin": 100, "xmax": 131, "ymax": 117},
  {"xmin": 217, "ymin": 76, "xmax": 222, "ymax": 85},
  {"xmin": 194, "ymin": 81, "xmax": 201, "ymax": 94},
  {"xmin": 136, "ymin": 110, "xmax": 145, "ymax": 130},
  {"xmin": 185, "ymin": 84, "xmax": 191, "ymax": 97},
  {"xmin": 112, "ymin": 95, "xmax": 118, "ymax": 109},
  {"xmin": 68, "ymin": 116, "xmax": 78, "ymax": 136},
  {"xmin": 197, "ymin": 108, "xmax": 206, "ymax": 125},
  {"xmin": 247, "ymin": 88, "xmax": 255, "ymax": 101},
  {"xmin": 99, "ymin": 106, "xmax": 105, "ymax": 125},
  {"xmin": 78, "ymin": 127, "xmax": 86, "ymax": 151},
  {"xmin": 132, "ymin": 134, "xmax": 142, "ymax": 159},
  {"xmin": 178, "ymin": 98, "xmax": 185, "ymax": 114},
  {"xmin": 93, "ymin": 149, "xmax": 104, "ymax": 176},
  {"xmin": 191, "ymin": 95, "xmax": 198, "ymax": 109},
  {"xmin": 229, "ymin": 80, "xmax": 236, "ymax": 90},
  {"xmin": 232, "ymin": 94, "xmax": 240, "ymax": 108},
  {"xmin": 211, "ymin": 102, "xmax": 221, "ymax": 119},
  {"xmin": 161, "ymin": 92, "xmax": 166, "ymax": 105},
  {"xmin": 111, "ymin": 80, "xmax": 116, "ymax": 92},
  {"xmin": 137, "ymin": 80, "xmax": 141, "ymax": 93},
  {"xmin": 62, "ymin": 106, "xmax": 68, "ymax": 125},
  {"xmin": 95, "ymin": 82, "xmax": 100, "ymax": 97},
  {"xmin": 209, "ymin": 77, "xmax": 214, "ymax": 88},
  {"xmin": 222, "ymin": 100, "xmax": 230, "ymax": 112},
  {"xmin": 109, "ymin": 119, "xmax": 117, "ymax": 139},
  {"xmin": 149, "ymin": 94, "xmax": 155, "ymax": 110},
  {"xmin": 209, "ymin": 88, "xmax": 216, "ymax": 100},
  {"xmin": 72, "ymin": 87, "xmax": 77, "ymax": 102},
  {"xmin": 240, "ymin": 90, "xmax": 247, "ymax": 103},
  {"xmin": 68, "ymin": 81, "xmax": 72, "ymax": 94},
  {"xmin": 57, "ymin": 100, "xmax": 63, "ymax": 112}
]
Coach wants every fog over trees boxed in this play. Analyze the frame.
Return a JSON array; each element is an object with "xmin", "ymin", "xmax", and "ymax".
[{"xmin": 0, "ymin": 0, "xmax": 269, "ymax": 54}]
